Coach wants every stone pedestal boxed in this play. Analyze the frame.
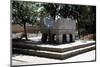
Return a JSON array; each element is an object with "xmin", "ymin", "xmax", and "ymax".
[{"xmin": 13, "ymin": 40, "xmax": 96, "ymax": 60}]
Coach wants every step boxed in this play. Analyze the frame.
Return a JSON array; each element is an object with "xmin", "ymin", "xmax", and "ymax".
[
  {"xmin": 13, "ymin": 40, "xmax": 95, "ymax": 53},
  {"xmin": 13, "ymin": 45, "xmax": 96, "ymax": 60}
]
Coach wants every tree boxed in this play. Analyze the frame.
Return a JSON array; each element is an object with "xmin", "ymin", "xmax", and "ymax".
[
  {"xmin": 42, "ymin": 3, "xmax": 59, "ymax": 20},
  {"xmin": 43, "ymin": 3, "xmax": 80, "ymax": 20},
  {"xmin": 77, "ymin": 6, "xmax": 96, "ymax": 35},
  {"xmin": 43, "ymin": 3, "xmax": 96, "ymax": 39},
  {"xmin": 12, "ymin": 1, "xmax": 32, "ymax": 40},
  {"xmin": 12, "ymin": 1, "xmax": 96, "ymax": 40},
  {"xmin": 12, "ymin": 1, "xmax": 44, "ymax": 40}
]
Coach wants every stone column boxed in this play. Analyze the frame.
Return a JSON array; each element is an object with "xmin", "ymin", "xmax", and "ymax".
[
  {"xmin": 66, "ymin": 34, "xmax": 70, "ymax": 43},
  {"xmin": 72, "ymin": 34, "xmax": 75, "ymax": 42},
  {"xmin": 56, "ymin": 34, "xmax": 63, "ymax": 44}
]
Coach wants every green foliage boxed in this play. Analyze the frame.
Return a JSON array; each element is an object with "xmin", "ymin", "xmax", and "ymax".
[
  {"xmin": 43, "ymin": 3, "xmax": 96, "ymax": 36},
  {"xmin": 42, "ymin": 3, "xmax": 80, "ymax": 20},
  {"xmin": 12, "ymin": 1, "xmax": 96, "ymax": 38},
  {"xmin": 12, "ymin": 1, "xmax": 47, "ymax": 40},
  {"xmin": 77, "ymin": 6, "xmax": 96, "ymax": 34},
  {"xmin": 43, "ymin": 3, "xmax": 59, "ymax": 20},
  {"xmin": 12, "ymin": 1, "xmax": 37, "ymax": 24}
]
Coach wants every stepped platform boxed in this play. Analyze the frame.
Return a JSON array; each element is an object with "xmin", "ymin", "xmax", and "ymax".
[
  {"xmin": 13, "ymin": 40, "xmax": 96, "ymax": 60},
  {"xmin": 12, "ymin": 50, "xmax": 95, "ymax": 66}
]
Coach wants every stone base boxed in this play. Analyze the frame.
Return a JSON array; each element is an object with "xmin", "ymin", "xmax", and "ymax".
[{"xmin": 13, "ymin": 40, "xmax": 96, "ymax": 60}]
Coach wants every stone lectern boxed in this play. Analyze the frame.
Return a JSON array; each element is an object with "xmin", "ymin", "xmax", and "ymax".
[{"xmin": 41, "ymin": 17, "xmax": 77, "ymax": 44}]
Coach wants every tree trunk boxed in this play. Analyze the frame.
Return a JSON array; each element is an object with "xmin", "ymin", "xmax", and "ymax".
[{"xmin": 23, "ymin": 22, "xmax": 28, "ymax": 40}]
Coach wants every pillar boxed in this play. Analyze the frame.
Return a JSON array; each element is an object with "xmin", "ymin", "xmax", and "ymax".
[
  {"xmin": 41, "ymin": 33, "xmax": 48, "ymax": 43},
  {"xmin": 56, "ymin": 34, "xmax": 63, "ymax": 44},
  {"xmin": 66, "ymin": 34, "xmax": 70, "ymax": 43},
  {"xmin": 72, "ymin": 34, "xmax": 75, "ymax": 42}
]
